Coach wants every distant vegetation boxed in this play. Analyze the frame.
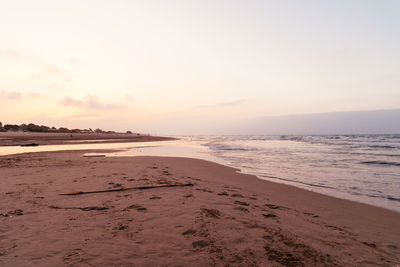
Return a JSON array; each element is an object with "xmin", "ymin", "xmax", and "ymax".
[{"xmin": 0, "ymin": 122, "xmax": 133, "ymax": 134}]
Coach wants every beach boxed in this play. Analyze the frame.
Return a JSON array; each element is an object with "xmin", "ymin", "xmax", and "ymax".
[
  {"xmin": 0, "ymin": 132, "xmax": 175, "ymax": 146},
  {"xmin": 2, "ymin": 1, "xmax": 399, "ymax": 265},
  {"xmin": 1, "ymin": 140, "xmax": 399, "ymax": 266}
]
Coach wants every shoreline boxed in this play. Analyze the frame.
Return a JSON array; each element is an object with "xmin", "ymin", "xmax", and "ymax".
[
  {"xmin": 2, "ymin": 137, "xmax": 399, "ymax": 214},
  {"xmin": 0, "ymin": 149, "xmax": 399, "ymax": 265},
  {"xmin": 0, "ymin": 132, "xmax": 176, "ymax": 147}
]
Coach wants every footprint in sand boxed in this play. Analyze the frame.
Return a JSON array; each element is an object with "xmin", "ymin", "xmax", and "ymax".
[
  {"xmin": 124, "ymin": 204, "xmax": 147, "ymax": 211},
  {"xmin": 63, "ymin": 249, "xmax": 89, "ymax": 266},
  {"xmin": 116, "ymin": 224, "xmax": 128, "ymax": 230},
  {"xmin": 201, "ymin": 208, "xmax": 221, "ymax": 218},
  {"xmin": 362, "ymin": 242, "xmax": 377, "ymax": 248},
  {"xmin": 303, "ymin": 211, "xmax": 319, "ymax": 218},
  {"xmin": 265, "ymin": 204, "xmax": 289, "ymax": 210},
  {"xmin": 8, "ymin": 209, "xmax": 24, "ymax": 216},
  {"xmin": 234, "ymin": 200, "xmax": 250, "ymax": 206},
  {"xmin": 192, "ymin": 240, "xmax": 209, "ymax": 248},
  {"xmin": 263, "ymin": 213, "xmax": 278, "ymax": 218},
  {"xmin": 162, "ymin": 170, "xmax": 171, "ymax": 176},
  {"xmin": 187, "ymin": 176, "xmax": 201, "ymax": 181},
  {"xmin": 196, "ymin": 188, "xmax": 213, "ymax": 193},
  {"xmin": 234, "ymin": 206, "xmax": 249, "ymax": 213},
  {"xmin": 182, "ymin": 229, "xmax": 196, "ymax": 235}
]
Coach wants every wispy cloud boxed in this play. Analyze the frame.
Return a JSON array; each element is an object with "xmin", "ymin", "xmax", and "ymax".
[
  {"xmin": 0, "ymin": 90, "xmax": 23, "ymax": 100},
  {"xmin": 33, "ymin": 63, "xmax": 71, "ymax": 87},
  {"xmin": 28, "ymin": 92, "xmax": 46, "ymax": 99},
  {"xmin": 60, "ymin": 95, "xmax": 120, "ymax": 110},
  {"xmin": 85, "ymin": 95, "xmax": 119, "ymax": 110},
  {"xmin": 124, "ymin": 94, "xmax": 134, "ymax": 103},
  {"xmin": 0, "ymin": 49, "xmax": 71, "ymax": 89},
  {"xmin": 60, "ymin": 96, "xmax": 82, "ymax": 107},
  {"xmin": 43, "ymin": 64, "xmax": 65, "ymax": 76},
  {"xmin": 0, "ymin": 49, "xmax": 20, "ymax": 59},
  {"xmin": 0, "ymin": 90, "xmax": 47, "ymax": 101},
  {"xmin": 197, "ymin": 99, "xmax": 246, "ymax": 108}
]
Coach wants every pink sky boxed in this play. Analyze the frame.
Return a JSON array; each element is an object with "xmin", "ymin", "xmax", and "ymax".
[{"xmin": 1, "ymin": 1, "xmax": 399, "ymax": 134}]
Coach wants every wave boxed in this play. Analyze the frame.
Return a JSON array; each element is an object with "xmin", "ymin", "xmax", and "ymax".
[
  {"xmin": 262, "ymin": 175, "xmax": 400, "ymax": 203},
  {"xmin": 360, "ymin": 161, "xmax": 400, "ymax": 167},
  {"xmin": 192, "ymin": 134, "xmax": 400, "ymax": 211},
  {"xmin": 205, "ymin": 143, "xmax": 257, "ymax": 152},
  {"xmin": 366, "ymin": 145, "xmax": 398, "ymax": 150},
  {"xmin": 387, "ymin": 196, "xmax": 400, "ymax": 202},
  {"xmin": 216, "ymin": 147, "xmax": 253, "ymax": 151},
  {"xmin": 365, "ymin": 194, "xmax": 400, "ymax": 202},
  {"xmin": 261, "ymin": 175, "xmax": 335, "ymax": 189},
  {"xmin": 363, "ymin": 194, "xmax": 400, "ymax": 202}
]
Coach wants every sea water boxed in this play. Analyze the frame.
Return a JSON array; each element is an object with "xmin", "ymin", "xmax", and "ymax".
[{"xmin": 185, "ymin": 135, "xmax": 400, "ymax": 212}]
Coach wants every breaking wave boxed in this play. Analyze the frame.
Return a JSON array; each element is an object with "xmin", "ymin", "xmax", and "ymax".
[{"xmin": 193, "ymin": 134, "xmax": 400, "ymax": 212}]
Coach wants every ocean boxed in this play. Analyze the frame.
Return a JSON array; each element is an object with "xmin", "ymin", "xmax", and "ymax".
[{"xmin": 185, "ymin": 135, "xmax": 400, "ymax": 212}]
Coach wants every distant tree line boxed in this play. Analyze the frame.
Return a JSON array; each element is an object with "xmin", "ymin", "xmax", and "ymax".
[{"xmin": 0, "ymin": 121, "xmax": 133, "ymax": 134}]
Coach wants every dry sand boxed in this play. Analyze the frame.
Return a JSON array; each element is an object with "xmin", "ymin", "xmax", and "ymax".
[
  {"xmin": 1, "ymin": 149, "xmax": 400, "ymax": 266},
  {"xmin": 0, "ymin": 132, "xmax": 175, "ymax": 146}
]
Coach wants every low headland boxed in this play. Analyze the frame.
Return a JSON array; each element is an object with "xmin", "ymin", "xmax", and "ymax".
[
  {"xmin": 0, "ymin": 131, "xmax": 399, "ymax": 266},
  {"xmin": 0, "ymin": 122, "xmax": 175, "ymax": 146}
]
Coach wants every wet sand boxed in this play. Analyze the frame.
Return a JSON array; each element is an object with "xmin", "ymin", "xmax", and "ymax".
[
  {"xmin": 0, "ymin": 132, "xmax": 175, "ymax": 146},
  {"xmin": 0, "ymin": 149, "xmax": 399, "ymax": 266}
]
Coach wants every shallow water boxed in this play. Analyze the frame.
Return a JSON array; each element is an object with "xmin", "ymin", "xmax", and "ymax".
[
  {"xmin": 0, "ymin": 141, "xmax": 138, "ymax": 156},
  {"xmin": 86, "ymin": 140, "xmax": 226, "ymax": 165},
  {"xmin": 0, "ymin": 140, "xmax": 225, "ymax": 164}
]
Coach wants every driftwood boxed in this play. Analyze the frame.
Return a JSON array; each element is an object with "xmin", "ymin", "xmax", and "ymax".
[
  {"xmin": 20, "ymin": 143, "xmax": 39, "ymax": 147},
  {"xmin": 49, "ymin": 205, "xmax": 108, "ymax": 211},
  {"xmin": 60, "ymin": 183, "xmax": 194, "ymax": 196}
]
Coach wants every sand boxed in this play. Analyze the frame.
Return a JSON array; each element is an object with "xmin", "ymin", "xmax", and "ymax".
[
  {"xmin": 1, "ymin": 149, "xmax": 400, "ymax": 266},
  {"xmin": 0, "ymin": 132, "xmax": 175, "ymax": 146}
]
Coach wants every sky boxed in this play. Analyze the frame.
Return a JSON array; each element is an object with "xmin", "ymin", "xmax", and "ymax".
[{"xmin": 1, "ymin": 0, "xmax": 399, "ymax": 134}]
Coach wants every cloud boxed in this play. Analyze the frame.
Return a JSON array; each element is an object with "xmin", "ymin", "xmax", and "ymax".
[
  {"xmin": 27, "ymin": 92, "xmax": 46, "ymax": 98},
  {"xmin": 33, "ymin": 63, "xmax": 71, "ymax": 87},
  {"xmin": 0, "ymin": 49, "xmax": 65, "ymax": 77},
  {"xmin": 43, "ymin": 64, "xmax": 65, "ymax": 77},
  {"xmin": 0, "ymin": 49, "xmax": 71, "ymax": 91},
  {"xmin": 60, "ymin": 95, "xmax": 120, "ymax": 110},
  {"xmin": 197, "ymin": 99, "xmax": 246, "ymax": 108},
  {"xmin": 84, "ymin": 95, "xmax": 119, "ymax": 109},
  {"xmin": 60, "ymin": 96, "xmax": 82, "ymax": 107},
  {"xmin": 0, "ymin": 49, "xmax": 20, "ymax": 59},
  {"xmin": 0, "ymin": 90, "xmax": 23, "ymax": 100},
  {"xmin": 0, "ymin": 90, "xmax": 47, "ymax": 101},
  {"xmin": 124, "ymin": 94, "xmax": 134, "ymax": 102},
  {"xmin": 67, "ymin": 57, "xmax": 85, "ymax": 66},
  {"xmin": 64, "ymin": 112, "xmax": 104, "ymax": 120}
]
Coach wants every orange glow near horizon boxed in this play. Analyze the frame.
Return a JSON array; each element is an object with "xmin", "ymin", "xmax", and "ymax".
[{"xmin": 1, "ymin": 1, "xmax": 400, "ymax": 133}]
